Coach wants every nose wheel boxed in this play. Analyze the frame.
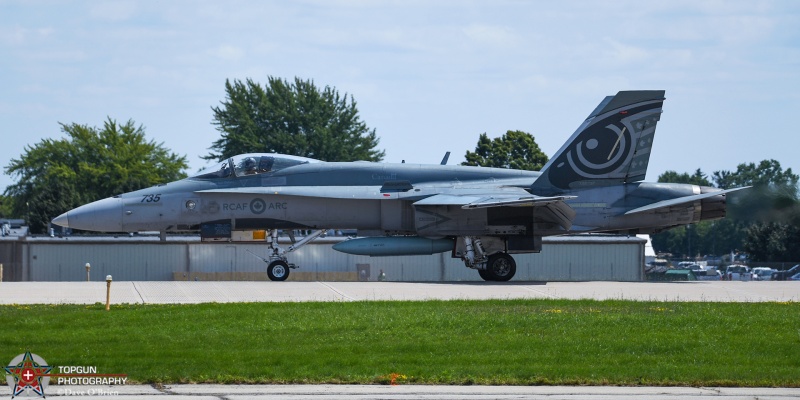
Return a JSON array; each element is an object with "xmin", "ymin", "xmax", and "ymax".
[
  {"xmin": 267, "ymin": 260, "xmax": 290, "ymax": 281},
  {"xmin": 246, "ymin": 229, "xmax": 327, "ymax": 281}
]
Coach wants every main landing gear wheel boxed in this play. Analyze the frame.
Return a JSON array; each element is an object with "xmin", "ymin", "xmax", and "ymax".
[
  {"xmin": 481, "ymin": 253, "xmax": 516, "ymax": 282},
  {"xmin": 267, "ymin": 260, "xmax": 290, "ymax": 281},
  {"xmin": 477, "ymin": 269, "xmax": 491, "ymax": 281}
]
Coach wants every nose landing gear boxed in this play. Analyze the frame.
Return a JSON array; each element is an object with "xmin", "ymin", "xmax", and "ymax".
[{"xmin": 247, "ymin": 229, "xmax": 327, "ymax": 281}]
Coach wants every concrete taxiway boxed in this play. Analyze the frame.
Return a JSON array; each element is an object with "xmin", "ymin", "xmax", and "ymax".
[
  {"xmin": 0, "ymin": 280, "xmax": 798, "ymax": 304},
  {"xmin": 6, "ymin": 282, "xmax": 799, "ymax": 399},
  {"xmin": 46, "ymin": 384, "xmax": 800, "ymax": 399}
]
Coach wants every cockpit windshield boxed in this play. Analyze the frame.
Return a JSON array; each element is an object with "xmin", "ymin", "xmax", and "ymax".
[
  {"xmin": 192, "ymin": 159, "xmax": 232, "ymax": 180},
  {"xmin": 193, "ymin": 154, "xmax": 319, "ymax": 180}
]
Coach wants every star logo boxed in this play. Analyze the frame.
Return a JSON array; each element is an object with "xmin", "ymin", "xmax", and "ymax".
[{"xmin": 4, "ymin": 351, "xmax": 52, "ymax": 398}]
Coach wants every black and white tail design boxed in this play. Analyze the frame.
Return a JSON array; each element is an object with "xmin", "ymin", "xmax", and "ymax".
[{"xmin": 532, "ymin": 90, "xmax": 665, "ymax": 192}]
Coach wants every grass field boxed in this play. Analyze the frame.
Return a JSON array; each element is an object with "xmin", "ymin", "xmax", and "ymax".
[{"xmin": 1, "ymin": 300, "xmax": 798, "ymax": 386}]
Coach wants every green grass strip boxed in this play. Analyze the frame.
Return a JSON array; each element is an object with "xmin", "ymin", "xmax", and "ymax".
[{"xmin": 1, "ymin": 300, "xmax": 798, "ymax": 386}]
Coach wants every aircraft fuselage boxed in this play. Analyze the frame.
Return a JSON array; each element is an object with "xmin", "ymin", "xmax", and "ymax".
[
  {"xmin": 52, "ymin": 90, "xmax": 745, "ymax": 282},
  {"xmin": 58, "ymin": 161, "xmax": 724, "ymax": 238}
]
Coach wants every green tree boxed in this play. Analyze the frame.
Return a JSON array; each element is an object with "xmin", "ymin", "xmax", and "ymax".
[
  {"xmin": 653, "ymin": 168, "xmax": 717, "ymax": 258},
  {"xmin": 4, "ymin": 119, "xmax": 188, "ymax": 233},
  {"xmin": 714, "ymin": 160, "xmax": 800, "ymax": 261},
  {"xmin": 744, "ymin": 222, "xmax": 800, "ymax": 262},
  {"xmin": 0, "ymin": 195, "xmax": 11, "ymax": 218},
  {"xmin": 462, "ymin": 130, "xmax": 548, "ymax": 171},
  {"xmin": 658, "ymin": 169, "xmax": 711, "ymax": 186},
  {"xmin": 206, "ymin": 77, "xmax": 384, "ymax": 162},
  {"xmin": 652, "ymin": 161, "xmax": 800, "ymax": 261},
  {"xmin": 712, "ymin": 159, "xmax": 798, "ymax": 189}
]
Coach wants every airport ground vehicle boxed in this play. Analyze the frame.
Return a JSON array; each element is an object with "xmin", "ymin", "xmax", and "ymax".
[
  {"xmin": 751, "ymin": 267, "xmax": 777, "ymax": 281},
  {"xmin": 724, "ymin": 265, "xmax": 751, "ymax": 281},
  {"xmin": 771, "ymin": 264, "xmax": 800, "ymax": 281}
]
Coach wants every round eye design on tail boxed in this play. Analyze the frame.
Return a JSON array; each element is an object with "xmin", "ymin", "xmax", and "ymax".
[{"xmin": 566, "ymin": 123, "xmax": 632, "ymax": 178}]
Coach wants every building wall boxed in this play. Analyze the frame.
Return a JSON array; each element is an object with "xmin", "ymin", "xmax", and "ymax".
[
  {"xmin": 0, "ymin": 235, "xmax": 644, "ymax": 282},
  {"xmin": 28, "ymin": 243, "xmax": 187, "ymax": 281},
  {"xmin": 0, "ymin": 241, "xmax": 26, "ymax": 282}
]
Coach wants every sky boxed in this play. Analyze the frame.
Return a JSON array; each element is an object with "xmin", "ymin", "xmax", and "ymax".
[{"xmin": 2, "ymin": 1, "xmax": 799, "ymax": 192}]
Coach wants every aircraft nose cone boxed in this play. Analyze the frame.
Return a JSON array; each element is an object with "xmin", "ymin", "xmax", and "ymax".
[
  {"xmin": 52, "ymin": 212, "xmax": 69, "ymax": 228},
  {"xmin": 51, "ymin": 197, "xmax": 124, "ymax": 232}
]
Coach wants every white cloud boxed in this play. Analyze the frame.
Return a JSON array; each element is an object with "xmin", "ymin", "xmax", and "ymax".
[
  {"xmin": 1, "ymin": 0, "xmax": 799, "ymax": 190},
  {"xmin": 0, "ymin": 26, "xmax": 54, "ymax": 45},
  {"xmin": 207, "ymin": 45, "xmax": 245, "ymax": 62},
  {"xmin": 462, "ymin": 24, "xmax": 519, "ymax": 49},
  {"xmin": 0, "ymin": 26, "xmax": 27, "ymax": 45},
  {"xmin": 88, "ymin": 1, "xmax": 139, "ymax": 22},
  {"xmin": 602, "ymin": 39, "xmax": 650, "ymax": 67}
]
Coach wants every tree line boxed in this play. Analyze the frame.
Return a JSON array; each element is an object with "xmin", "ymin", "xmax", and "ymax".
[
  {"xmin": 2, "ymin": 77, "xmax": 383, "ymax": 233},
  {"xmin": 652, "ymin": 162, "xmax": 800, "ymax": 262},
  {"xmin": 3, "ymin": 77, "xmax": 798, "ymax": 263}
]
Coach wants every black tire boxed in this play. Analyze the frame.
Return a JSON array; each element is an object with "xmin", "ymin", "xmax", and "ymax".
[
  {"xmin": 267, "ymin": 260, "xmax": 290, "ymax": 281},
  {"xmin": 484, "ymin": 253, "xmax": 516, "ymax": 282},
  {"xmin": 478, "ymin": 268, "xmax": 493, "ymax": 281}
]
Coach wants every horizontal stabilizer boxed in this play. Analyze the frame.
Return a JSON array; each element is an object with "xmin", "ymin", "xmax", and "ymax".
[{"xmin": 624, "ymin": 187, "xmax": 749, "ymax": 215}]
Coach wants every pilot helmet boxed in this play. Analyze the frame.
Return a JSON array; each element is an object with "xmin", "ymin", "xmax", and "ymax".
[{"xmin": 243, "ymin": 157, "xmax": 257, "ymax": 171}]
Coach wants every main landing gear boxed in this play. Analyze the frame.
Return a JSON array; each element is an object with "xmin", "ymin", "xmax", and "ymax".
[
  {"xmin": 461, "ymin": 236, "xmax": 517, "ymax": 282},
  {"xmin": 480, "ymin": 253, "xmax": 517, "ymax": 282},
  {"xmin": 247, "ymin": 229, "xmax": 326, "ymax": 281}
]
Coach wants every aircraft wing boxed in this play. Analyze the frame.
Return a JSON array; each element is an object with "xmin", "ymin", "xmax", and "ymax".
[
  {"xmin": 413, "ymin": 193, "xmax": 576, "ymax": 209},
  {"xmin": 197, "ymin": 186, "xmax": 578, "ymax": 230},
  {"xmin": 624, "ymin": 187, "xmax": 749, "ymax": 215},
  {"xmin": 414, "ymin": 192, "xmax": 577, "ymax": 231}
]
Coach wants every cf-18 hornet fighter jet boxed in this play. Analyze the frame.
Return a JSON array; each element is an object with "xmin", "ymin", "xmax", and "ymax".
[{"xmin": 52, "ymin": 90, "xmax": 746, "ymax": 281}]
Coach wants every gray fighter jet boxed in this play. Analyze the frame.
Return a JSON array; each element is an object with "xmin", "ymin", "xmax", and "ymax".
[{"xmin": 52, "ymin": 90, "xmax": 746, "ymax": 281}]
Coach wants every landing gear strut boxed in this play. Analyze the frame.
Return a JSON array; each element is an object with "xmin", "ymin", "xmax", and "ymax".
[{"xmin": 247, "ymin": 229, "xmax": 326, "ymax": 281}]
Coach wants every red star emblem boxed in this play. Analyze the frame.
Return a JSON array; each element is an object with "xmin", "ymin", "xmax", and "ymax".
[{"xmin": 4, "ymin": 351, "xmax": 52, "ymax": 398}]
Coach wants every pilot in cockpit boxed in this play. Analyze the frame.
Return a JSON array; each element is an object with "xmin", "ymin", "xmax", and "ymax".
[{"xmin": 243, "ymin": 157, "xmax": 258, "ymax": 175}]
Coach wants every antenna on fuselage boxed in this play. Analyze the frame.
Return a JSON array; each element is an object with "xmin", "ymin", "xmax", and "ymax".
[{"xmin": 440, "ymin": 151, "xmax": 451, "ymax": 165}]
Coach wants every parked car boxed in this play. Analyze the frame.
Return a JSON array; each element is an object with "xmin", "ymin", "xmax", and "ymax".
[
  {"xmin": 771, "ymin": 264, "xmax": 800, "ymax": 281},
  {"xmin": 751, "ymin": 267, "xmax": 777, "ymax": 281},
  {"xmin": 694, "ymin": 268, "xmax": 722, "ymax": 281},
  {"xmin": 724, "ymin": 265, "xmax": 751, "ymax": 281},
  {"xmin": 676, "ymin": 262, "xmax": 705, "ymax": 271}
]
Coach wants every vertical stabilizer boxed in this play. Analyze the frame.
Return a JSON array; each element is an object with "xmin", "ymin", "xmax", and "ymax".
[{"xmin": 531, "ymin": 90, "xmax": 665, "ymax": 193}]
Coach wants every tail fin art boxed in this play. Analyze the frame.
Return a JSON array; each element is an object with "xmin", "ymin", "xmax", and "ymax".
[{"xmin": 532, "ymin": 90, "xmax": 666, "ymax": 193}]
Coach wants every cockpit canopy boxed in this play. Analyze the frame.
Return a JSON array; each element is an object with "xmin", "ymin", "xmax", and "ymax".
[{"xmin": 192, "ymin": 154, "xmax": 320, "ymax": 180}]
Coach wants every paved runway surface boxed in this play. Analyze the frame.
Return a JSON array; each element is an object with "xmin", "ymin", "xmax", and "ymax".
[
  {"xmin": 6, "ymin": 281, "xmax": 799, "ymax": 399},
  {"xmin": 45, "ymin": 384, "xmax": 800, "ymax": 399},
  {"xmin": 1, "ymin": 280, "xmax": 799, "ymax": 304}
]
